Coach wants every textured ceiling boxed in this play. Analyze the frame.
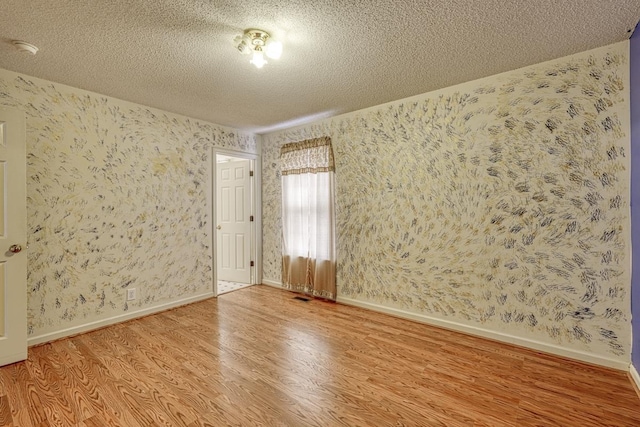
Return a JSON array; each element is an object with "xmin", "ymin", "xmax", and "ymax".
[{"xmin": 0, "ymin": 1, "xmax": 638, "ymax": 133}]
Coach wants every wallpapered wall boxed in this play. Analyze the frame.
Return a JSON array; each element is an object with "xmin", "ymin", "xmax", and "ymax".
[
  {"xmin": 262, "ymin": 42, "xmax": 631, "ymax": 361},
  {"xmin": 0, "ymin": 68, "xmax": 257, "ymax": 338}
]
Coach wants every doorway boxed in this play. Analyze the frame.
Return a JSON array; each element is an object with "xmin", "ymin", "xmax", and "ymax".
[{"xmin": 212, "ymin": 150, "xmax": 261, "ymax": 296}]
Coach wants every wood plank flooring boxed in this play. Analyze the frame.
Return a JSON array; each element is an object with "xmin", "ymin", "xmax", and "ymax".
[{"xmin": 1, "ymin": 285, "xmax": 639, "ymax": 426}]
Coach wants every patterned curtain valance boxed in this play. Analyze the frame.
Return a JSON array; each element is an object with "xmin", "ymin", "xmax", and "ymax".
[{"xmin": 280, "ymin": 137, "xmax": 335, "ymax": 176}]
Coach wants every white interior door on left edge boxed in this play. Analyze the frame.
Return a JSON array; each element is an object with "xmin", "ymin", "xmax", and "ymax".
[
  {"xmin": 216, "ymin": 159, "xmax": 252, "ymax": 284},
  {"xmin": 0, "ymin": 108, "xmax": 27, "ymax": 367}
]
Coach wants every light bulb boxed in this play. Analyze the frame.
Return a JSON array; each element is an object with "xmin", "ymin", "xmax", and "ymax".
[
  {"xmin": 250, "ymin": 50, "xmax": 267, "ymax": 68},
  {"xmin": 265, "ymin": 40, "xmax": 282, "ymax": 59}
]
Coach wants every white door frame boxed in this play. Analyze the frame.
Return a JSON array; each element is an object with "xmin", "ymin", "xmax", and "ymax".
[
  {"xmin": 210, "ymin": 147, "xmax": 262, "ymax": 296},
  {"xmin": 0, "ymin": 107, "xmax": 27, "ymax": 366}
]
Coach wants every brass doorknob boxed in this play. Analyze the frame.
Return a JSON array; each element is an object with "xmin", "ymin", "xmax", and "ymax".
[
  {"xmin": 9, "ymin": 244, "xmax": 22, "ymax": 253},
  {"xmin": 217, "ymin": 225, "xmax": 222, "ymax": 230}
]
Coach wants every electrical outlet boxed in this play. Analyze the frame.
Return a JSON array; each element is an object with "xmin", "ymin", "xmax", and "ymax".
[{"xmin": 127, "ymin": 288, "xmax": 136, "ymax": 301}]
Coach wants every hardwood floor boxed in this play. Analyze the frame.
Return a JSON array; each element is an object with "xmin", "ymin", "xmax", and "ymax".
[{"xmin": 1, "ymin": 285, "xmax": 639, "ymax": 426}]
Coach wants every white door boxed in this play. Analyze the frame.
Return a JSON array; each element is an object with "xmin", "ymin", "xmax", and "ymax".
[
  {"xmin": 0, "ymin": 108, "xmax": 27, "ymax": 367},
  {"xmin": 216, "ymin": 159, "xmax": 252, "ymax": 284}
]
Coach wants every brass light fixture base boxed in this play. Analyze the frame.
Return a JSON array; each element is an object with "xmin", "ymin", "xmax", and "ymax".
[{"xmin": 236, "ymin": 29, "xmax": 271, "ymax": 55}]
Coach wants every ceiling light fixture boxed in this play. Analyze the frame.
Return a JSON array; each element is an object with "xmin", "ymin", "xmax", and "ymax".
[
  {"xmin": 12, "ymin": 40, "xmax": 38, "ymax": 55},
  {"xmin": 234, "ymin": 29, "xmax": 282, "ymax": 69}
]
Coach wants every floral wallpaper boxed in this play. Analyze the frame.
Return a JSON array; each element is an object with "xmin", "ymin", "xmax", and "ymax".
[
  {"xmin": 0, "ymin": 69, "xmax": 257, "ymax": 337},
  {"xmin": 262, "ymin": 42, "xmax": 631, "ymax": 360}
]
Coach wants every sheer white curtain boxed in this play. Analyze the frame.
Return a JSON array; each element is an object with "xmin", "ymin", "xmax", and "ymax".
[{"xmin": 280, "ymin": 137, "xmax": 336, "ymax": 300}]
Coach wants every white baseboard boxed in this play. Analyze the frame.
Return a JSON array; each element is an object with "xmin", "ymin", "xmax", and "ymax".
[
  {"xmin": 28, "ymin": 292, "xmax": 215, "ymax": 347},
  {"xmin": 630, "ymin": 364, "xmax": 640, "ymax": 393},
  {"xmin": 262, "ymin": 279, "xmax": 282, "ymax": 288},
  {"xmin": 336, "ymin": 296, "xmax": 629, "ymax": 370}
]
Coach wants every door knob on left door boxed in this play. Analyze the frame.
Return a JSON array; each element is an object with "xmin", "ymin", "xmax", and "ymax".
[
  {"xmin": 217, "ymin": 225, "xmax": 222, "ymax": 230},
  {"xmin": 9, "ymin": 244, "xmax": 22, "ymax": 253}
]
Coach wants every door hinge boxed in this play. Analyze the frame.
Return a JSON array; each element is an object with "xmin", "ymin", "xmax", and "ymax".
[
  {"xmin": 250, "ymin": 215, "xmax": 254, "ymax": 222},
  {"xmin": 250, "ymin": 261, "xmax": 255, "ymax": 267},
  {"xmin": 249, "ymin": 170, "xmax": 254, "ymax": 177}
]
